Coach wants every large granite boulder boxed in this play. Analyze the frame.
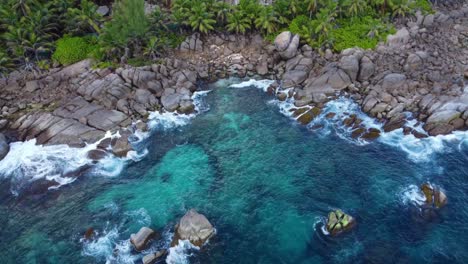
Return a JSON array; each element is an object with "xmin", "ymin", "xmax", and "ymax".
[
  {"xmin": 274, "ymin": 32, "xmax": 300, "ymax": 60},
  {"xmin": 130, "ymin": 227, "xmax": 156, "ymax": 252},
  {"xmin": 172, "ymin": 209, "xmax": 215, "ymax": 247},
  {"xmin": 0, "ymin": 133, "xmax": 9, "ymax": 161},
  {"xmin": 387, "ymin": 27, "xmax": 410, "ymax": 48},
  {"xmin": 382, "ymin": 73, "xmax": 406, "ymax": 91},
  {"xmin": 339, "ymin": 55, "xmax": 360, "ymax": 81},
  {"xmin": 142, "ymin": 250, "xmax": 166, "ymax": 264},
  {"xmin": 358, "ymin": 56, "xmax": 375, "ymax": 81},
  {"xmin": 161, "ymin": 93, "xmax": 182, "ymax": 112},
  {"xmin": 111, "ymin": 134, "xmax": 133, "ymax": 157},
  {"xmin": 325, "ymin": 209, "xmax": 356, "ymax": 236}
]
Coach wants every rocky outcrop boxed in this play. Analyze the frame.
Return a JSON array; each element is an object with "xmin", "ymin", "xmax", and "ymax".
[
  {"xmin": 1, "ymin": 3, "xmax": 468, "ymax": 155},
  {"xmin": 172, "ymin": 209, "xmax": 215, "ymax": 247},
  {"xmin": 325, "ymin": 209, "xmax": 356, "ymax": 236},
  {"xmin": 274, "ymin": 31, "xmax": 300, "ymax": 60},
  {"xmin": 130, "ymin": 227, "xmax": 156, "ymax": 252}
]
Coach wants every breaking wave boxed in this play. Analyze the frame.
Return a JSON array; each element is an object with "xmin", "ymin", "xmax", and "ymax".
[
  {"xmin": 148, "ymin": 90, "xmax": 211, "ymax": 130},
  {"xmin": 230, "ymin": 79, "xmax": 468, "ymax": 163},
  {"xmin": 0, "ymin": 132, "xmax": 144, "ymax": 195}
]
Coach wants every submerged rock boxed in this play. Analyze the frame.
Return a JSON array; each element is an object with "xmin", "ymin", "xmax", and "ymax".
[
  {"xmin": 84, "ymin": 227, "xmax": 95, "ymax": 241},
  {"xmin": 326, "ymin": 209, "xmax": 356, "ymax": 236},
  {"xmin": 172, "ymin": 209, "xmax": 215, "ymax": 247},
  {"xmin": 297, "ymin": 107, "xmax": 321, "ymax": 125},
  {"xmin": 142, "ymin": 250, "xmax": 167, "ymax": 264},
  {"xmin": 421, "ymin": 183, "xmax": 447, "ymax": 209},
  {"xmin": 87, "ymin": 149, "xmax": 109, "ymax": 161},
  {"xmin": 130, "ymin": 227, "xmax": 156, "ymax": 252},
  {"xmin": 361, "ymin": 128, "xmax": 381, "ymax": 141},
  {"xmin": 111, "ymin": 135, "xmax": 133, "ymax": 158}
]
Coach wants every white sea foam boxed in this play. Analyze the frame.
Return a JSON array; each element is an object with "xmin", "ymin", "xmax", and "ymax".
[
  {"xmin": 82, "ymin": 208, "xmax": 153, "ymax": 264},
  {"xmin": 229, "ymin": 79, "xmax": 275, "ymax": 92},
  {"xmin": 228, "ymin": 79, "xmax": 468, "ymax": 163},
  {"xmin": 82, "ymin": 226, "xmax": 137, "ymax": 264},
  {"xmin": 400, "ymin": 184, "xmax": 427, "ymax": 206},
  {"xmin": 166, "ymin": 240, "xmax": 200, "ymax": 264},
  {"xmin": 148, "ymin": 90, "xmax": 211, "ymax": 130},
  {"xmin": 269, "ymin": 93, "xmax": 468, "ymax": 163},
  {"xmin": 0, "ymin": 132, "xmax": 144, "ymax": 195}
]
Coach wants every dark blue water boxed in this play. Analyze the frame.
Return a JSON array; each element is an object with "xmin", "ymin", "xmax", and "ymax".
[{"xmin": 0, "ymin": 80, "xmax": 467, "ymax": 263}]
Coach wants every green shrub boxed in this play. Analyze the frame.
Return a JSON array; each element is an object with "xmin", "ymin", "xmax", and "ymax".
[
  {"xmin": 100, "ymin": 0, "xmax": 149, "ymax": 47},
  {"xmin": 289, "ymin": 15, "xmax": 311, "ymax": 37},
  {"xmin": 127, "ymin": 57, "xmax": 153, "ymax": 67},
  {"xmin": 330, "ymin": 17, "xmax": 395, "ymax": 52},
  {"xmin": 52, "ymin": 36, "xmax": 97, "ymax": 65},
  {"xmin": 410, "ymin": 0, "xmax": 433, "ymax": 14}
]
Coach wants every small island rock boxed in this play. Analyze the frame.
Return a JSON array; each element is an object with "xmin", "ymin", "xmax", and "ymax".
[
  {"xmin": 326, "ymin": 209, "xmax": 356, "ymax": 236},
  {"xmin": 130, "ymin": 227, "xmax": 156, "ymax": 252},
  {"xmin": 173, "ymin": 209, "xmax": 215, "ymax": 247},
  {"xmin": 421, "ymin": 183, "xmax": 447, "ymax": 209}
]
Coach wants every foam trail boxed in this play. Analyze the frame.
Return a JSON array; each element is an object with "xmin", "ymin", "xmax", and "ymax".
[
  {"xmin": 148, "ymin": 90, "xmax": 211, "ymax": 130},
  {"xmin": 229, "ymin": 79, "xmax": 275, "ymax": 92},
  {"xmin": 166, "ymin": 240, "xmax": 199, "ymax": 264},
  {"xmin": 0, "ymin": 132, "xmax": 143, "ymax": 195},
  {"xmin": 82, "ymin": 208, "xmax": 153, "ymax": 264},
  {"xmin": 82, "ymin": 227, "xmax": 137, "ymax": 264},
  {"xmin": 270, "ymin": 94, "xmax": 468, "ymax": 163},
  {"xmin": 400, "ymin": 185, "xmax": 426, "ymax": 206}
]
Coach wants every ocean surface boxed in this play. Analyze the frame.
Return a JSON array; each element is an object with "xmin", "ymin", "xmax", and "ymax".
[{"xmin": 0, "ymin": 79, "xmax": 467, "ymax": 264}]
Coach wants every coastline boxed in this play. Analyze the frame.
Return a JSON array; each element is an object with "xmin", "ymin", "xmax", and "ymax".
[{"xmin": 0, "ymin": 4, "xmax": 467, "ymax": 183}]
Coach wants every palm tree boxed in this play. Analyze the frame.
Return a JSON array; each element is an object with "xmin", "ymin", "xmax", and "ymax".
[
  {"xmin": 226, "ymin": 12, "xmax": 251, "ymax": 34},
  {"xmin": 391, "ymin": 0, "xmax": 412, "ymax": 18},
  {"xmin": 305, "ymin": 0, "xmax": 319, "ymax": 18},
  {"xmin": 0, "ymin": 50, "xmax": 15, "ymax": 77},
  {"xmin": 313, "ymin": 8, "xmax": 336, "ymax": 38},
  {"xmin": 213, "ymin": 1, "xmax": 231, "ymax": 25},
  {"xmin": 289, "ymin": 0, "xmax": 301, "ymax": 16},
  {"xmin": 144, "ymin": 36, "xmax": 161, "ymax": 60},
  {"xmin": 188, "ymin": 2, "xmax": 216, "ymax": 33},
  {"xmin": 255, "ymin": 6, "xmax": 278, "ymax": 35},
  {"xmin": 67, "ymin": 0, "xmax": 103, "ymax": 34},
  {"xmin": 12, "ymin": 0, "xmax": 40, "ymax": 17},
  {"xmin": 3, "ymin": 26, "xmax": 28, "ymax": 57},
  {"xmin": 345, "ymin": 0, "xmax": 368, "ymax": 16}
]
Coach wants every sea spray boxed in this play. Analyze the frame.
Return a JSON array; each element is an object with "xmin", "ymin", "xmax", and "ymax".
[
  {"xmin": 166, "ymin": 240, "xmax": 200, "ymax": 264},
  {"xmin": 230, "ymin": 79, "xmax": 468, "ymax": 163},
  {"xmin": 82, "ymin": 207, "xmax": 155, "ymax": 264},
  {"xmin": 400, "ymin": 185, "xmax": 427, "ymax": 207},
  {"xmin": 148, "ymin": 90, "xmax": 211, "ymax": 130},
  {"xmin": 0, "ymin": 132, "xmax": 143, "ymax": 195}
]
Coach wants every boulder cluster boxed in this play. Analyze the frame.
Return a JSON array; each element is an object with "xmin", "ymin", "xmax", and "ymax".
[
  {"xmin": 113, "ymin": 209, "xmax": 214, "ymax": 264},
  {"xmin": 0, "ymin": 3, "xmax": 466, "ymax": 162}
]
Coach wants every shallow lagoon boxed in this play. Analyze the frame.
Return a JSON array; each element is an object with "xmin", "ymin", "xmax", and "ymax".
[{"xmin": 0, "ymin": 79, "xmax": 467, "ymax": 263}]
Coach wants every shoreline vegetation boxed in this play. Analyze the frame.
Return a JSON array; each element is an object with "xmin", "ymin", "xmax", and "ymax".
[
  {"xmin": 0, "ymin": 0, "xmax": 466, "ymax": 164},
  {"xmin": 1, "ymin": 0, "xmax": 434, "ymax": 74}
]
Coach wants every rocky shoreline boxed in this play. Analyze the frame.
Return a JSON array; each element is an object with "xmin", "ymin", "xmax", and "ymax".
[{"xmin": 0, "ymin": 4, "xmax": 467, "ymax": 162}]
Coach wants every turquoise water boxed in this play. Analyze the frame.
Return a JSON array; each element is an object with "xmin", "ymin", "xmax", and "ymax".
[{"xmin": 0, "ymin": 80, "xmax": 467, "ymax": 263}]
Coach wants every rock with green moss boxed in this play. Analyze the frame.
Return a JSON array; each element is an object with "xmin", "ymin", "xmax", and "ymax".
[
  {"xmin": 421, "ymin": 183, "xmax": 447, "ymax": 209},
  {"xmin": 297, "ymin": 107, "xmax": 321, "ymax": 125},
  {"xmin": 326, "ymin": 209, "xmax": 356, "ymax": 236}
]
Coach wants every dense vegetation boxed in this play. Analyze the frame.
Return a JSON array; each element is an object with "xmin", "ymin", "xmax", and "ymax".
[{"xmin": 0, "ymin": 0, "xmax": 433, "ymax": 76}]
